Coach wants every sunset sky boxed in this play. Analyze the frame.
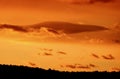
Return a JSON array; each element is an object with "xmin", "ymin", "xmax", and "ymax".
[
  {"xmin": 0, "ymin": 0, "xmax": 120, "ymax": 72},
  {"xmin": 0, "ymin": 0, "xmax": 120, "ymax": 26}
]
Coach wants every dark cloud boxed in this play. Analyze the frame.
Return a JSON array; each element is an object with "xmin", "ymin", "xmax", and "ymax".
[
  {"xmin": 89, "ymin": 64, "xmax": 96, "ymax": 68},
  {"xmin": 66, "ymin": 65, "xmax": 76, "ymax": 69},
  {"xmin": 113, "ymin": 39, "xmax": 120, "ymax": 43},
  {"xmin": 39, "ymin": 48, "xmax": 55, "ymax": 56},
  {"xmin": 57, "ymin": 51, "xmax": 67, "ymax": 55},
  {"xmin": 0, "ymin": 21, "xmax": 108, "ymax": 34},
  {"xmin": 0, "ymin": 24, "xmax": 28, "ymax": 32},
  {"xmin": 89, "ymin": 0, "xmax": 114, "ymax": 4},
  {"xmin": 28, "ymin": 62, "xmax": 37, "ymax": 66},
  {"xmin": 77, "ymin": 65, "xmax": 90, "ymax": 69},
  {"xmin": 64, "ymin": 64, "xmax": 96, "ymax": 69},
  {"xmin": 30, "ymin": 21, "xmax": 108, "ymax": 34},
  {"xmin": 67, "ymin": 0, "xmax": 114, "ymax": 5},
  {"xmin": 92, "ymin": 53, "xmax": 100, "ymax": 59},
  {"xmin": 44, "ymin": 52, "xmax": 53, "ymax": 56},
  {"xmin": 60, "ymin": 65, "xmax": 64, "ymax": 68},
  {"xmin": 102, "ymin": 54, "xmax": 115, "ymax": 60}
]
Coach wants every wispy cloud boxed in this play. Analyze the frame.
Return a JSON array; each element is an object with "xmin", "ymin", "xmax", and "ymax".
[
  {"xmin": 92, "ymin": 53, "xmax": 100, "ymax": 59},
  {"xmin": 62, "ymin": 63, "xmax": 96, "ymax": 69},
  {"xmin": 77, "ymin": 65, "xmax": 90, "ymax": 69},
  {"xmin": 31, "ymin": 21, "xmax": 108, "ymax": 34},
  {"xmin": 66, "ymin": 65, "xmax": 76, "ymax": 69},
  {"xmin": 57, "ymin": 51, "xmax": 67, "ymax": 55},
  {"xmin": 102, "ymin": 54, "xmax": 115, "ymax": 60},
  {"xmin": 0, "ymin": 22, "xmax": 108, "ymax": 35},
  {"xmin": 0, "ymin": 24, "xmax": 28, "ymax": 32},
  {"xmin": 89, "ymin": 64, "xmax": 96, "ymax": 68},
  {"xmin": 44, "ymin": 52, "xmax": 53, "ymax": 56},
  {"xmin": 28, "ymin": 62, "xmax": 37, "ymax": 67}
]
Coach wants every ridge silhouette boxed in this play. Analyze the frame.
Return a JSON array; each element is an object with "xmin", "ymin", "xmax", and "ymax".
[{"xmin": 0, "ymin": 64, "xmax": 119, "ymax": 79}]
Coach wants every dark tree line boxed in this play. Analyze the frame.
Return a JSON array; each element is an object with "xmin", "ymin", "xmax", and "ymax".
[{"xmin": 0, "ymin": 64, "xmax": 119, "ymax": 79}]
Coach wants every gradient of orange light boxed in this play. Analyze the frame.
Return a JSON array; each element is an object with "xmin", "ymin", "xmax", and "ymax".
[
  {"xmin": 0, "ymin": 0, "xmax": 120, "ymax": 26},
  {"xmin": 0, "ymin": 0, "xmax": 120, "ymax": 71},
  {"xmin": 0, "ymin": 34, "xmax": 120, "ymax": 72}
]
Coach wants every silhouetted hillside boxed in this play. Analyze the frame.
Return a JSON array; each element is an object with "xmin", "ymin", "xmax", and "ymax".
[{"xmin": 0, "ymin": 64, "xmax": 119, "ymax": 79}]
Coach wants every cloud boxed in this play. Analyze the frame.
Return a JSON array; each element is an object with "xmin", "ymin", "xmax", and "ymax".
[
  {"xmin": 28, "ymin": 62, "xmax": 37, "ymax": 67},
  {"xmin": 113, "ymin": 39, "xmax": 120, "ymax": 43},
  {"xmin": 100, "ymin": 0, "xmax": 114, "ymax": 2},
  {"xmin": 0, "ymin": 21, "xmax": 108, "ymax": 35},
  {"xmin": 92, "ymin": 53, "xmax": 100, "ymax": 59},
  {"xmin": 31, "ymin": 21, "xmax": 108, "ymax": 34},
  {"xmin": 102, "ymin": 54, "xmax": 115, "ymax": 60},
  {"xmin": 89, "ymin": 0, "xmax": 114, "ymax": 4},
  {"xmin": 77, "ymin": 65, "xmax": 90, "ymax": 69},
  {"xmin": 57, "ymin": 51, "xmax": 67, "ymax": 55},
  {"xmin": 59, "ymin": 0, "xmax": 115, "ymax": 4},
  {"xmin": 47, "ymin": 28, "xmax": 60, "ymax": 35},
  {"xmin": 89, "ymin": 64, "xmax": 96, "ymax": 67},
  {"xmin": 66, "ymin": 65, "xmax": 76, "ymax": 69},
  {"xmin": 63, "ymin": 64, "xmax": 96, "ymax": 69},
  {"xmin": 60, "ymin": 65, "xmax": 64, "ymax": 67},
  {"xmin": 44, "ymin": 52, "xmax": 53, "ymax": 56},
  {"xmin": 0, "ymin": 24, "xmax": 28, "ymax": 32}
]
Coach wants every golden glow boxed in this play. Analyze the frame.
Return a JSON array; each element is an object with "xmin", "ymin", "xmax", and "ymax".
[{"xmin": 0, "ymin": 0, "xmax": 120, "ymax": 72}]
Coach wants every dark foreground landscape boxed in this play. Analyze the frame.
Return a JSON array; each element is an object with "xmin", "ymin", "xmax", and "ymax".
[{"xmin": 0, "ymin": 64, "xmax": 119, "ymax": 79}]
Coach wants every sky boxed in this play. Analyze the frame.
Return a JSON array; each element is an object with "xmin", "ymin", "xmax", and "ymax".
[
  {"xmin": 0, "ymin": 0, "xmax": 120, "ymax": 72},
  {"xmin": 0, "ymin": 0, "xmax": 120, "ymax": 26}
]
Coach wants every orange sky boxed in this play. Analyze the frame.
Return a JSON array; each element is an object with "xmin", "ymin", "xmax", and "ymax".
[
  {"xmin": 0, "ymin": 0, "xmax": 120, "ymax": 26},
  {"xmin": 0, "ymin": 0, "xmax": 120, "ymax": 72}
]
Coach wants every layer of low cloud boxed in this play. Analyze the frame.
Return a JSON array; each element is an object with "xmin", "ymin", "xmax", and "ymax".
[
  {"xmin": 0, "ymin": 22, "xmax": 108, "ymax": 34},
  {"xmin": 0, "ymin": 24, "xmax": 28, "ymax": 32}
]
